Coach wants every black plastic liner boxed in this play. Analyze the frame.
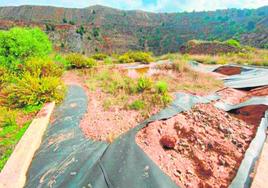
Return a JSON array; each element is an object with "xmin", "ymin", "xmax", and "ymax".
[{"xmin": 25, "ymin": 65, "xmax": 268, "ymax": 188}]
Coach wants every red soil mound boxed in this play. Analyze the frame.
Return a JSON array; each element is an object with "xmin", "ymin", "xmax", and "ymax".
[
  {"xmin": 217, "ymin": 86, "xmax": 268, "ymax": 105},
  {"xmin": 136, "ymin": 103, "xmax": 259, "ymax": 188},
  {"xmin": 243, "ymin": 86, "xmax": 268, "ymax": 101},
  {"xmin": 230, "ymin": 105, "xmax": 268, "ymax": 127},
  {"xmin": 214, "ymin": 66, "xmax": 242, "ymax": 76}
]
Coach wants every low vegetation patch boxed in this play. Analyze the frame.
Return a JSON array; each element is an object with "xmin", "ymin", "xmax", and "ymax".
[
  {"xmin": 118, "ymin": 51, "xmax": 154, "ymax": 64},
  {"xmin": 91, "ymin": 53, "xmax": 108, "ymax": 60},
  {"xmin": 84, "ymin": 56, "xmax": 222, "ymax": 119},
  {"xmin": 159, "ymin": 49, "xmax": 268, "ymax": 66},
  {"xmin": 85, "ymin": 67, "xmax": 172, "ymax": 118},
  {"xmin": 0, "ymin": 27, "xmax": 66, "ymax": 170},
  {"xmin": 65, "ymin": 53, "xmax": 96, "ymax": 69}
]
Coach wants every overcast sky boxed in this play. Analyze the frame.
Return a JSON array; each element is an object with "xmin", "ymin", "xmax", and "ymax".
[{"xmin": 0, "ymin": 0, "xmax": 267, "ymax": 12}]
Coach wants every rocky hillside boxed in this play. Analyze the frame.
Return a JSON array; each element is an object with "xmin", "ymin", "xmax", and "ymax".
[{"xmin": 0, "ymin": 5, "xmax": 267, "ymax": 55}]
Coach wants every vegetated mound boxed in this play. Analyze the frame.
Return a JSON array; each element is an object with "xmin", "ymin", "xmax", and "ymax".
[
  {"xmin": 180, "ymin": 40, "xmax": 240, "ymax": 55},
  {"xmin": 136, "ymin": 103, "xmax": 261, "ymax": 188}
]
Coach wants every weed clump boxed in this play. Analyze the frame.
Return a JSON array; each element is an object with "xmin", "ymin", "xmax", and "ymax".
[
  {"xmin": 118, "ymin": 51, "xmax": 154, "ymax": 64},
  {"xmin": 225, "ymin": 39, "xmax": 241, "ymax": 48},
  {"xmin": 91, "ymin": 53, "xmax": 108, "ymax": 60},
  {"xmin": 137, "ymin": 77, "xmax": 153, "ymax": 92},
  {"xmin": 23, "ymin": 57, "xmax": 64, "ymax": 77},
  {"xmin": 104, "ymin": 57, "xmax": 113, "ymax": 64},
  {"xmin": 129, "ymin": 100, "xmax": 145, "ymax": 110},
  {"xmin": 155, "ymin": 81, "xmax": 168, "ymax": 94},
  {"xmin": 118, "ymin": 54, "xmax": 134, "ymax": 64},
  {"xmin": 66, "ymin": 53, "xmax": 96, "ymax": 68},
  {"xmin": 1, "ymin": 74, "xmax": 66, "ymax": 107},
  {"xmin": 0, "ymin": 107, "xmax": 17, "ymax": 128}
]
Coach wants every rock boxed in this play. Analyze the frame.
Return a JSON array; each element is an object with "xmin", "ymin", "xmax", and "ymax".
[{"xmin": 160, "ymin": 135, "xmax": 177, "ymax": 149}]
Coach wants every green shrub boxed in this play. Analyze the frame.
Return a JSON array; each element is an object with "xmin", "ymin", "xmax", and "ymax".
[
  {"xmin": 0, "ymin": 67, "xmax": 8, "ymax": 86},
  {"xmin": 104, "ymin": 57, "xmax": 113, "ymax": 64},
  {"xmin": 118, "ymin": 51, "xmax": 154, "ymax": 64},
  {"xmin": 23, "ymin": 57, "xmax": 64, "ymax": 77},
  {"xmin": 161, "ymin": 93, "xmax": 172, "ymax": 106},
  {"xmin": 91, "ymin": 53, "xmax": 108, "ymax": 60},
  {"xmin": 53, "ymin": 54, "xmax": 70, "ymax": 69},
  {"xmin": 155, "ymin": 81, "xmax": 168, "ymax": 94},
  {"xmin": 0, "ymin": 27, "xmax": 52, "ymax": 70},
  {"xmin": 129, "ymin": 100, "xmax": 145, "ymax": 110},
  {"xmin": 103, "ymin": 72, "xmax": 136, "ymax": 94},
  {"xmin": 225, "ymin": 39, "xmax": 241, "ymax": 48},
  {"xmin": 118, "ymin": 54, "xmax": 134, "ymax": 64},
  {"xmin": 0, "ymin": 73, "xmax": 66, "ymax": 107},
  {"xmin": 152, "ymin": 93, "xmax": 172, "ymax": 107},
  {"xmin": 137, "ymin": 77, "xmax": 153, "ymax": 92},
  {"xmin": 86, "ymin": 58, "xmax": 97, "ymax": 68},
  {"xmin": 263, "ymin": 44, "xmax": 268, "ymax": 49},
  {"xmin": 66, "ymin": 53, "xmax": 96, "ymax": 68},
  {"xmin": 127, "ymin": 51, "xmax": 154, "ymax": 64}
]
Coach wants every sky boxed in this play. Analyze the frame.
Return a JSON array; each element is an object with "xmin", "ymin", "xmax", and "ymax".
[{"xmin": 0, "ymin": 0, "xmax": 267, "ymax": 12}]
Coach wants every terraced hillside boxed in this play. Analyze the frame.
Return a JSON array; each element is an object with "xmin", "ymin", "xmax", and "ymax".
[{"xmin": 0, "ymin": 5, "xmax": 267, "ymax": 55}]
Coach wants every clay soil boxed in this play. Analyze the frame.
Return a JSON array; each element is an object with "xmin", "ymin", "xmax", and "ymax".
[
  {"xmin": 136, "ymin": 103, "xmax": 261, "ymax": 188},
  {"xmin": 214, "ymin": 66, "xmax": 242, "ymax": 76},
  {"xmin": 217, "ymin": 86, "xmax": 268, "ymax": 105}
]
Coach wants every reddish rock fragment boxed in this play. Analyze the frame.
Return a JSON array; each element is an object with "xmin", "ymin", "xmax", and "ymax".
[{"xmin": 160, "ymin": 135, "xmax": 177, "ymax": 149}]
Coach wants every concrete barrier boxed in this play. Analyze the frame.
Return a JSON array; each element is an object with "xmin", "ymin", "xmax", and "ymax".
[
  {"xmin": 251, "ymin": 138, "xmax": 268, "ymax": 188},
  {"xmin": 0, "ymin": 102, "xmax": 55, "ymax": 188}
]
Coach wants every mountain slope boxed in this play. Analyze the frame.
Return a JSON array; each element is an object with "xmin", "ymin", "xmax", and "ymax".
[{"xmin": 0, "ymin": 5, "xmax": 267, "ymax": 55}]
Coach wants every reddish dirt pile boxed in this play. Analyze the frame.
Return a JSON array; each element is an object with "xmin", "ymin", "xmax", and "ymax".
[
  {"xmin": 136, "ymin": 103, "xmax": 258, "ymax": 188},
  {"xmin": 214, "ymin": 66, "xmax": 242, "ymax": 76},
  {"xmin": 217, "ymin": 86, "xmax": 268, "ymax": 105},
  {"xmin": 230, "ymin": 105, "xmax": 268, "ymax": 127},
  {"xmin": 243, "ymin": 86, "xmax": 268, "ymax": 102},
  {"xmin": 217, "ymin": 88, "xmax": 247, "ymax": 104}
]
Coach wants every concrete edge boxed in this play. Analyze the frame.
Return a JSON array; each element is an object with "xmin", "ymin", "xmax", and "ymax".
[
  {"xmin": 251, "ymin": 137, "xmax": 268, "ymax": 188},
  {"xmin": 0, "ymin": 102, "xmax": 55, "ymax": 188}
]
